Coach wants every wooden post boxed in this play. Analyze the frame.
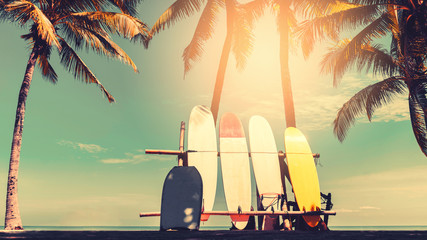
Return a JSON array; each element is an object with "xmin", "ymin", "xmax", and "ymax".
[
  {"xmin": 177, "ymin": 121, "xmax": 186, "ymax": 166},
  {"xmin": 278, "ymin": 150, "xmax": 292, "ymax": 230}
]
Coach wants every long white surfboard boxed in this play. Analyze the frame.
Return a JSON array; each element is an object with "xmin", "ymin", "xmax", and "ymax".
[
  {"xmin": 249, "ymin": 116, "xmax": 285, "ymax": 230},
  {"xmin": 188, "ymin": 105, "xmax": 218, "ymax": 221},
  {"xmin": 219, "ymin": 113, "xmax": 251, "ymax": 230}
]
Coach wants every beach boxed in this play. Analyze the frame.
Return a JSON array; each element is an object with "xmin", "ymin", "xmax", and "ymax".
[{"xmin": 1, "ymin": 230, "xmax": 427, "ymax": 240}]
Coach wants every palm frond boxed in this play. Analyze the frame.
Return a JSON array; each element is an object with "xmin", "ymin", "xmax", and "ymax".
[
  {"xmin": 356, "ymin": 43, "xmax": 399, "ymax": 77},
  {"xmin": 69, "ymin": 11, "xmax": 150, "ymax": 40},
  {"xmin": 59, "ymin": 39, "xmax": 115, "ymax": 103},
  {"xmin": 334, "ymin": 77, "xmax": 406, "ymax": 141},
  {"xmin": 350, "ymin": 0, "xmax": 412, "ymax": 8},
  {"xmin": 108, "ymin": 0, "xmax": 142, "ymax": 16},
  {"xmin": 241, "ymin": 0, "xmax": 269, "ymax": 21},
  {"xmin": 150, "ymin": 0, "xmax": 206, "ymax": 35},
  {"xmin": 55, "ymin": 0, "xmax": 107, "ymax": 12},
  {"xmin": 409, "ymin": 93, "xmax": 427, "ymax": 157},
  {"xmin": 296, "ymin": 4, "xmax": 384, "ymax": 58},
  {"xmin": 233, "ymin": 0, "xmax": 266, "ymax": 70},
  {"xmin": 182, "ymin": 0, "xmax": 223, "ymax": 75},
  {"xmin": 34, "ymin": 36, "xmax": 58, "ymax": 83},
  {"xmin": 61, "ymin": 22, "xmax": 138, "ymax": 72},
  {"xmin": 37, "ymin": 53, "xmax": 58, "ymax": 83},
  {"xmin": 294, "ymin": 0, "xmax": 358, "ymax": 18},
  {"xmin": 322, "ymin": 40, "xmax": 400, "ymax": 86},
  {"xmin": 365, "ymin": 76, "xmax": 406, "ymax": 119},
  {"xmin": 321, "ymin": 13, "xmax": 396, "ymax": 86},
  {"xmin": 5, "ymin": 0, "xmax": 60, "ymax": 49}
]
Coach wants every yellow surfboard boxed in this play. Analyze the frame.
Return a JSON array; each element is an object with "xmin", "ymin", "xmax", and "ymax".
[{"xmin": 284, "ymin": 127, "xmax": 321, "ymax": 228}]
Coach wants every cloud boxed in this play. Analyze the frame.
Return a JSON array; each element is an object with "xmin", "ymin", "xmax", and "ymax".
[
  {"xmin": 99, "ymin": 152, "xmax": 175, "ymax": 164},
  {"xmin": 100, "ymin": 159, "xmax": 133, "ymax": 164},
  {"xmin": 58, "ymin": 140, "xmax": 107, "ymax": 153},
  {"xmin": 335, "ymin": 208, "xmax": 360, "ymax": 213},
  {"xmin": 359, "ymin": 206, "xmax": 381, "ymax": 210}
]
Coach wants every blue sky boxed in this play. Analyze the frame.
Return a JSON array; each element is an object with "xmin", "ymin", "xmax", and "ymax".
[{"xmin": 0, "ymin": 1, "xmax": 426, "ymax": 227}]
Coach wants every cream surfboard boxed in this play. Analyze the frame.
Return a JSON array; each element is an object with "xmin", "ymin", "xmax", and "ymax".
[
  {"xmin": 219, "ymin": 113, "xmax": 252, "ymax": 230},
  {"xmin": 188, "ymin": 105, "xmax": 218, "ymax": 221},
  {"xmin": 160, "ymin": 166, "xmax": 203, "ymax": 231},
  {"xmin": 249, "ymin": 116, "xmax": 284, "ymax": 230},
  {"xmin": 284, "ymin": 127, "xmax": 321, "ymax": 228}
]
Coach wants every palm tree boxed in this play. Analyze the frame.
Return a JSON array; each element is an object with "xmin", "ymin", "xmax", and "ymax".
[
  {"xmin": 270, "ymin": 0, "xmax": 297, "ymax": 127},
  {"xmin": 149, "ymin": 0, "xmax": 268, "ymax": 124},
  {"xmin": 297, "ymin": 0, "xmax": 427, "ymax": 156},
  {"xmin": 0, "ymin": 0, "xmax": 149, "ymax": 230}
]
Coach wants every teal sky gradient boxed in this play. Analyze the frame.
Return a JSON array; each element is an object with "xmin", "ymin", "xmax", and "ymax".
[{"xmin": 1, "ymin": 1, "xmax": 426, "ymax": 227}]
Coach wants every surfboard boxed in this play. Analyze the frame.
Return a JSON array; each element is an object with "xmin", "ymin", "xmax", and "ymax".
[
  {"xmin": 284, "ymin": 127, "xmax": 321, "ymax": 228},
  {"xmin": 219, "ymin": 113, "xmax": 252, "ymax": 230},
  {"xmin": 188, "ymin": 105, "xmax": 218, "ymax": 221},
  {"xmin": 160, "ymin": 166, "xmax": 203, "ymax": 231},
  {"xmin": 249, "ymin": 116, "xmax": 284, "ymax": 230}
]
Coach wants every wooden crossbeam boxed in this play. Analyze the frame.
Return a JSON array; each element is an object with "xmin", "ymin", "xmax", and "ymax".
[
  {"xmin": 139, "ymin": 210, "xmax": 336, "ymax": 217},
  {"xmin": 145, "ymin": 149, "xmax": 320, "ymax": 158}
]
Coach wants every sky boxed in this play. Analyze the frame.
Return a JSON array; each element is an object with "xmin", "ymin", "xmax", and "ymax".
[{"xmin": 0, "ymin": 1, "xmax": 426, "ymax": 228}]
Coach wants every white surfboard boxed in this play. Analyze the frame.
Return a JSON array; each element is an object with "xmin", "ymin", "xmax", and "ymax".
[
  {"xmin": 249, "ymin": 116, "xmax": 284, "ymax": 230},
  {"xmin": 219, "ymin": 112, "xmax": 252, "ymax": 230},
  {"xmin": 188, "ymin": 105, "xmax": 218, "ymax": 221}
]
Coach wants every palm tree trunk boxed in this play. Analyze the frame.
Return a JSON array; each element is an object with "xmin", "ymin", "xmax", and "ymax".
[
  {"xmin": 5, "ymin": 49, "xmax": 38, "ymax": 230},
  {"xmin": 210, "ymin": 0, "xmax": 235, "ymax": 125},
  {"xmin": 278, "ymin": 5, "xmax": 296, "ymax": 128}
]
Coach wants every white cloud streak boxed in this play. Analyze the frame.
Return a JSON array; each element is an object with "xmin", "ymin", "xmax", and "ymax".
[
  {"xmin": 99, "ymin": 152, "xmax": 175, "ymax": 164},
  {"xmin": 58, "ymin": 140, "xmax": 107, "ymax": 153}
]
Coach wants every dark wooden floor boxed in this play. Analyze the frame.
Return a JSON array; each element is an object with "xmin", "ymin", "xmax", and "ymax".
[{"xmin": 0, "ymin": 231, "xmax": 426, "ymax": 240}]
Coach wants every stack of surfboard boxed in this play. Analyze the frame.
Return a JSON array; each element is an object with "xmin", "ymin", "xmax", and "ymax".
[{"xmin": 156, "ymin": 105, "xmax": 323, "ymax": 231}]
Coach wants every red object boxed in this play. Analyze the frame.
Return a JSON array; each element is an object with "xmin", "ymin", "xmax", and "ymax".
[{"xmin": 219, "ymin": 113, "xmax": 245, "ymax": 138}]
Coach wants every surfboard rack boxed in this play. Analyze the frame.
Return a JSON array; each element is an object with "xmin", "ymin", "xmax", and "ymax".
[{"xmin": 141, "ymin": 120, "xmax": 335, "ymax": 231}]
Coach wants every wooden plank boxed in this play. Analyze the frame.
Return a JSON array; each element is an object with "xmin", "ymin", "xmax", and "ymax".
[
  {"xmin": 140, "ymin": 211, "xmax": 336, "ymax": 217},
  {"xmin": 145, "ymin": 149, "xmax": 319, "ymax": 158}
]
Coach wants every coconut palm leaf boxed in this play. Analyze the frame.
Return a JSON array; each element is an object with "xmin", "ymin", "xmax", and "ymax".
[
  {"xmin": 59, "ymin": 39, "xmax": 115, "ymax": 103},
  {"xmin": 232, "ymin": 0, "xmax": 259, "ymax": 70},
  {"xmin": 61, "ymin": 22, "xmax": 138, "ymax": 72},
  {"xmin": 5, "ymin": 0, "xmax": 60, "ymax": 49},
  {"xmin": 55, "ymin": 0, "xmax": 107, "ymax": 12},
  {"xmin": 409, "ymin": 93, "xmax": 427, "ymax": 156},
  {"xmin": 182, "ymin": 0, "xmax": 223, "ymax": 75},
  {"xmin": 321, "ymin": 40, "xmax": 400, "ymax": 87},
  {"xmin": 37, "ymin": 53, "xmax": 58, "ymax": 83},
  {"xmin": 365, "ymin": 77, "xmax": 406, "ymax": 120},
  {"xmin": 231, "ymin": 0, "xmax": 269, "ymax": 70},
  {"xmin": 294, "ymin": 0, "xmax": 357, "ymax": 18},
  {"xmin": 150, "ymin": 0, "xmax": 206, "ymax": 35},
  {"xmin": 350, "ymin": 0, "xmax": 412, "ymax": 8},
  {"xmin": 334, "ymin": 77, "xmax": 407, "ymax": 141},
  {"xmin": 242, "ymin": 0, "xmax": 269, "ymax": 20},
  {"xmin": 108, "ymin": 0, "xmax": 142, "ymax": 16},
  {"xmin": 297, "ymin": 4, "xmax": 384, "ymax": 58},
  {"xmin": 320, "ymin": 13, "xmax": 396, "ymax": 86},
  {"xmin": 69, "ymin": 12, "xmax": 150, "ymax": 40},
  {"xmin": 355, "ymin": 43, "xmax": 399, "ymax": 76}
]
